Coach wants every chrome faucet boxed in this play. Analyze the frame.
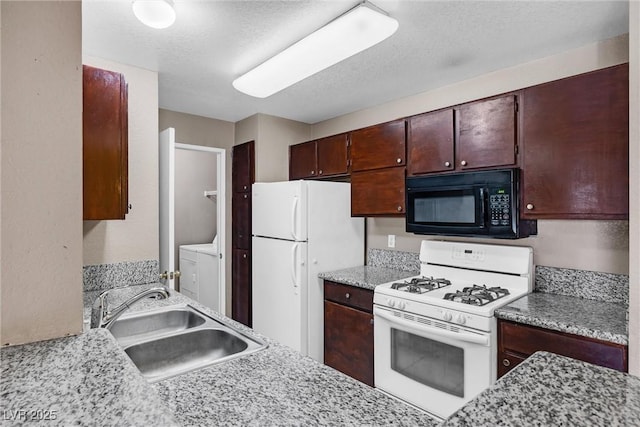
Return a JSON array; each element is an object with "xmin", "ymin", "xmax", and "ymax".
[{"xmin": 90, "ymin": 287, "xmax": 170, "ymax": 329}]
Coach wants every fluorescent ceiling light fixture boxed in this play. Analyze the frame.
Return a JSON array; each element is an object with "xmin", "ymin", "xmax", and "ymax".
[
  {"xmin": 132, "ymin": 0, "xmax": 176, "ymax": 29},
  {"xmin": 232, "ymin": 2, "xmax": 399, "ymax": 98}
]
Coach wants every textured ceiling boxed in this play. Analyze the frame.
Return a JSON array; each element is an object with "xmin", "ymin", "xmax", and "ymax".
[{"xmin": 82, "ymin": 0, "xmax": 629, "ymax": 124}]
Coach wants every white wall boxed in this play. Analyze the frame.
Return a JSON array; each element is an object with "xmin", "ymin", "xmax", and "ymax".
[
  {"xmin": 82, "ymin": 57, "xmax": 159, "ymax": 266},
  {"xmin": 1, "ymin": 1, "xmax": 83, "ymax": 345},
  {"xmin": 311, "ymin": 34, "xmax": 631, "ymax": 275}
]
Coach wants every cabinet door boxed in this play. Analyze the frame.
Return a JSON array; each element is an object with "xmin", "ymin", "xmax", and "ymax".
[
  {"xmin": 521, "ymin": 64, "xmax": 629, "ymax": 219},
  {"xmin": 408, "ymin": 109, "xmax": 455, "ymax": 175},
  {"xmin": 317, "ymin": 134, "xmax": 349, "ymax": 178},
  {"xmin": 324, "ymin": 300, "xmax": 374, "ymax": 386},
  {"xmin": 232, "ymin": 141, "xmax": 255, "ymax": 193},
  {"xmin": 289, "ymin": 141, "xmax": 317, "ymax": 180},
  {"xmin": 456, "ymin": 94, "xmax": 517, "ymax": 170},
  {"xmin": 351, "ymin": 120, "xmax": 406, "ymax": 171},
  {"xmin": 83, "ymin": 65, "xmax": 129, "ymax": 220},
  {"xmin": 351, "ymin": 167, "xmax": 405, "ymax": 216},
  {"xmin": 232, "ymin": 249, "xmax": 251, "ymax": 327},
  {"xmin": 232, "ymin": 192, "xmax": 251, "ymax": 250}
]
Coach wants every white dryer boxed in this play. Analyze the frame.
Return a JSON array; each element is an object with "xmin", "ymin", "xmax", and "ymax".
[{"xmin": 178, "ymin": 241, "xmax": 220, "ymax": 311}]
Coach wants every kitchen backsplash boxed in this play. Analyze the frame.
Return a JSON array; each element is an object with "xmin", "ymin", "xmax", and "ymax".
[
  {"xmin": 367, "ymin": 248, "xmax": 420, "ymax": 272},
  {"xmin": 534, "ymin": 266, "xmax": 628, "ymax": 306},
  {"xmin": 368, "ymin": 248, "xmax": 629, "ymax": 306},
  {"xmin": 83, "ymin": 260, "xmax": 159, "ymax": 292}
]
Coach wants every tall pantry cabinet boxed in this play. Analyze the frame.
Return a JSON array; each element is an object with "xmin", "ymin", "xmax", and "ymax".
[{"xmin": 231, "ymin": 141, "xmax": 255, "ymax": 327}]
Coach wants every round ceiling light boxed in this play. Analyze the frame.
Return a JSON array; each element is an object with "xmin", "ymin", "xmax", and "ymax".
[{"xmin": 132, "ymin": 0, "xmax": 176, "ymax": 29}]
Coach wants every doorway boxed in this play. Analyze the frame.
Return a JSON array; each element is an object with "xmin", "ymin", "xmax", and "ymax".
[{"xmin": 159, "ymin": 127, "xmax": 226, "ymax": 315}]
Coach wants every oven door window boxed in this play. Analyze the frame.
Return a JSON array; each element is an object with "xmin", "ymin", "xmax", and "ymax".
[
  {"xmin": 390, "ymin": 328, "xmax": 464, "ymax": 397},
  {"xmin": 408, "ymin": 188, "xmax": 483, "ymax": 227}
]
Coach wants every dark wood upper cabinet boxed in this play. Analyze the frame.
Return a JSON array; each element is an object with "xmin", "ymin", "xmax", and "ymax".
[
  {"xmin": 351, "ymin": 167, "xmax": 405, "ymax": 216},
  {"xmin": 83, "ymin": 65, "xmax": 129, "ymax": 220},
  {"xmin": 521, "ymin": 64, "xmax": 629, "ymax": 219},
  {"xmin": 407, "ymin": 95, "xmax": 517, "ymax": 176},
  {"xmin": 351, "ymin": 120, "xmax": 406, "ymax": 171},
  {"xmin": 232, "ymin": 140, "xmax": 255, "ymax": 193},
  {"xmin": 317, "ymin": 134, "xmax": 349, "ymax": 177},
  {"xmin": 408, "ymin": 109, "xmax": 455, "ymax": 175},
  {"xmin": 457, "ymin": 94, "xmax": 517, "ymax": 170},
  {"xmin": 289, "ymin": 133, "xmax": 349, "ymax": 180},
  {"xmin": 289, "ymin": 141, "xmax": 317, "ymax": 180}
]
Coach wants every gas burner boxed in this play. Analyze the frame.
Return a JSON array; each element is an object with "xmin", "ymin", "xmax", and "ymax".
[
  {"xmin": 391, "ymin": 276, "xmax": 452, "ymax": 294},
  {"xmin": 443, "ymin": 284, "xmax": 510, "ymax": 306}
]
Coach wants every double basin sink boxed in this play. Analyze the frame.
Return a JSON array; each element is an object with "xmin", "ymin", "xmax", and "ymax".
[{"xmin": 108, "ymin": 304, "xmax": 266, "ymax": 382}]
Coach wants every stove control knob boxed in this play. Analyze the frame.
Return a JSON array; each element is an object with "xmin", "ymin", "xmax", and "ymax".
[
  {"xmin": 388, "ymin": 299, "xmax": 396, "ymax": 308},
  {"xmin": 443, "ymin": 312, "xmax": 453, "ymax": 322},
  {"xmin": 456, "ymin": 314, "xmax": 467, "ymax": 325},
  {"xmin": 398, "ymin": 301, "xmax": 406, "ymax": 310}
]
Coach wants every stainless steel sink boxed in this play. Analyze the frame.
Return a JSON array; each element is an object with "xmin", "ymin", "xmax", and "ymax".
[
  {"xmin": 107, "ymin": 304, "xmax": 267, "ymax": 382},
  {"xmin": 108, "ymin": 307, "xmax": 206, "ymax": 347}
]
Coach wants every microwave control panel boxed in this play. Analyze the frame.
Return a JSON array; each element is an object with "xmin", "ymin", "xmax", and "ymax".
[{"xmin": 488, "ymin": 188, "xmax": 511, "ymax": 227}]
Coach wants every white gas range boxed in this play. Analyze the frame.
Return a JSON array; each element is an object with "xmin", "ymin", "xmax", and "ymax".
[{"xmin": 373, "ymin": 240, "xmax": 533, "ymax": 420}]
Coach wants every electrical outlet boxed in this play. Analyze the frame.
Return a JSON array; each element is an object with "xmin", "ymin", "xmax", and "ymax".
[{"xmin": 388, "ymin": 234, "xmax": 396, "ymax": 248}]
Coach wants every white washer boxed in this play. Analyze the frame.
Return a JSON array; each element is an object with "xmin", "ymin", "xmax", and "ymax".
[{"xmin": 178, "ymin": 243, "xmax": 220, "ymax": 311}]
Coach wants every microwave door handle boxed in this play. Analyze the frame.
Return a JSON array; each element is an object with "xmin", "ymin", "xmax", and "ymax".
[
  {"xmin": 479, "ymin": 187, "xmax": 487, "ymax": 226},
  {"xmin": 374, "ymin": 307, "xmax": 489, "ymax": 346}
]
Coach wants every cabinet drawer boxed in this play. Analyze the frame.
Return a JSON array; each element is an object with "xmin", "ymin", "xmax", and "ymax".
[
  {"xmin": 324, "ymin": 281, "xmax": 373, "ymax": 313},
  {"xmin": 499, "ymin": 320, "xmax": 628, "ymax": 372},
  {"xmin": 497, "ymin": 350, "xmax": 527, "ymax": 378}
]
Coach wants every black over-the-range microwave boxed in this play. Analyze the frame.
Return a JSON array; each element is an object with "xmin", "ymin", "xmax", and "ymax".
[{"xmin": 405, "ymin": 168, "xmax": 537, "ymax": 239}]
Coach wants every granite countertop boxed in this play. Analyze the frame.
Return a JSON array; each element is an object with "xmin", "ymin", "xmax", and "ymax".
[
  {"xmin": 318, "ymin": 265, "xmax": 418, "ymax": 290},
  {"xmin": 0, "ymin": 328, "xmax": 178, "ymax": 426},
  {"xmin": 443, "ymin": 351, "xmax": 640, "ymax": 426},
  {"xmin": 495, "ymin": 292, "xmax": 628, "ymax": 345},
  {"xmin": 3, "ymin": 284, "xmax": 438, "ymax": 426}
]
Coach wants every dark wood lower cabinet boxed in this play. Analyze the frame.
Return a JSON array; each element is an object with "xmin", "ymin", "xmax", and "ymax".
[
  {"xmin": 497, "ymin": 319, "xmax": 628, "ymax": 378},
  {"xmin": 324, "ymin": 281, "xmax": 374, "ymax": 386}
]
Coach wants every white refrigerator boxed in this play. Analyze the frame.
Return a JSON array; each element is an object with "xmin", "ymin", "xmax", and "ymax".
[{"xmin": 252, "ymin": 180, "xmax": 364, "ymax": 362}]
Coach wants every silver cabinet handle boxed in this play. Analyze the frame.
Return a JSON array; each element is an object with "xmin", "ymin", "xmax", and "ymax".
[
  {"xmin": 319, "ymin": 170, "xmax": 323, "ymax": 175},
  {"xmin": 503, "ymin": 359, "xmax": 511, "ymax": 367},
  {"xmin": 526, "ymin": 203, "xmax": 534, "ymax": 210},
  {"xmin": 345, "ymin": 293, "xmax": 350, "ymax": 299},
  {"xmin": 397, "ymin": 206, "xmax": 402, "ymax": 212},
  {"xmin": 444, "ymin": 161, "xmax": 451, "ymax": 167},
  {"xmin": 396, "ymin": 158, "xmax": 402, "ymax": 164},
  {"xmin": 243, "ymin": 185, "xmax": 247, "ymax": 190},
  {"xmin": 460, "ymin": 160, "xmax": 467, "ymax": 166}
]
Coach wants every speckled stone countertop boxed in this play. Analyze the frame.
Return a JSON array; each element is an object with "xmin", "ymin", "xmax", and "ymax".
[
  {"xmin": 495, "ymin": 292, "xmax": 628, "ymax": 345},
  {"xmin": 443, "ymin": 351, "xmax": 640, "ymax": 426},
  {"xmin": 318, "ymin": 265, "xmax": 418, "ymax": 290},
  {"xmin": 0, "ymin": 328, "xmax": 178, "ymax": 426},
  {"xmin": 74, "ymin": 284, "xmax": 438, "ymax": 426}
]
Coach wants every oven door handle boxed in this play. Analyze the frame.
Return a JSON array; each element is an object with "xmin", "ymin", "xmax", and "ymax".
[{"xmin": 374, "ymin": 308, "xmax": 489, "ymax": 346}]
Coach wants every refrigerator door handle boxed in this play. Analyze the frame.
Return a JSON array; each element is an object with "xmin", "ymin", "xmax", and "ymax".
[
  {"xmin": 291, "ymin": 196, "xmax": 299, "ymax": 241},
  {"xmin": 291, "ymin": 243, "xmax": 299, "ymax": 293}
]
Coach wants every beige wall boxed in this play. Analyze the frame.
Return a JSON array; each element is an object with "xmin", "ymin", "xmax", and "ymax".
[
  {"xmin": 254, "ymin": 114, "xmax": 311, "ymax": 182},
  {"xmin": 159, "ymin": 109, "xmax": 235, "ymax": 313},
  {"xmin": 628, "ymin": 1, "xmax": 640, "ymax": 375},
  {"xmin": 311, "ymin": 34, "xmax": 631, "ymax": 275},
  {"xmin": 1, "ymin": 1, "xmax": 83, "ymax": 345},
  {"xmin": 83, "ymin": 57, "xmax": 159, "ymax": 266}
]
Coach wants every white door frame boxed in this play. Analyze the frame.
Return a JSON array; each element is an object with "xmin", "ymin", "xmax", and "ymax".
[{"xmin": 159, "ymin": 128, "xmax": 227, "ymax": 316}]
